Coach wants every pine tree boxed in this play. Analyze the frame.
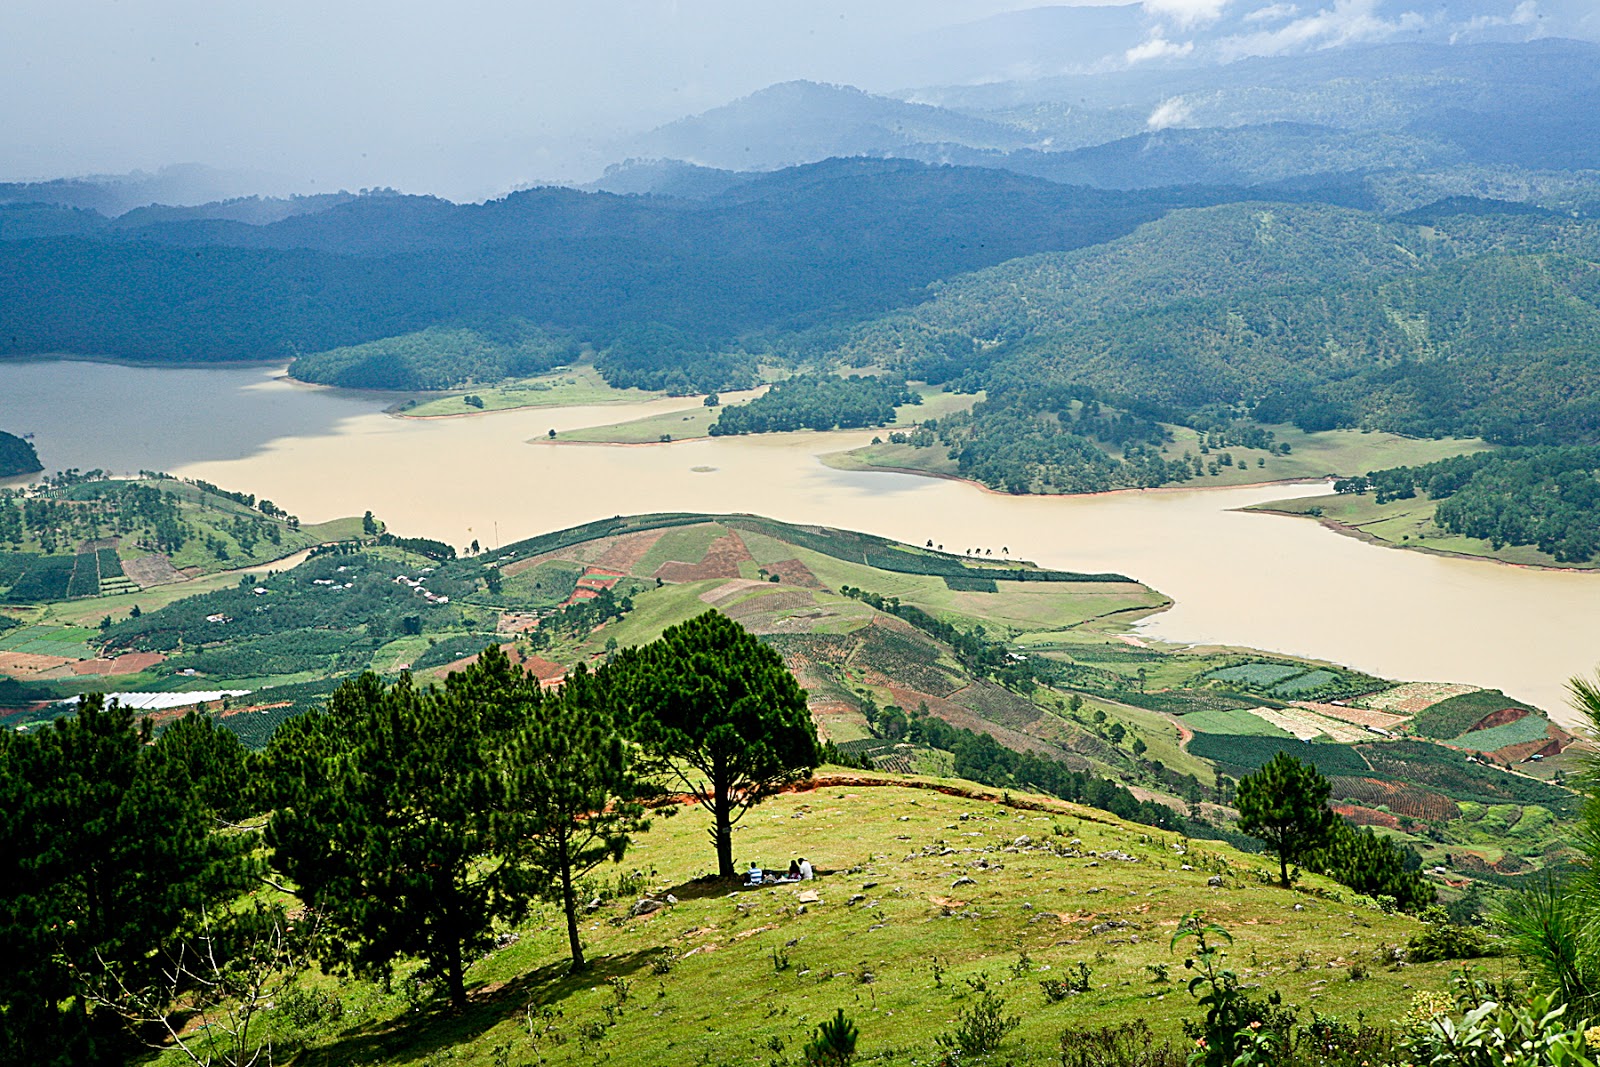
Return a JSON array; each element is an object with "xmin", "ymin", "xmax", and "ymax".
[
  {"xmin": 265, "ymin": 652, "xmax": 534, "ymax": 1008},
  {"xmin": 504, "ymin": 665, "xmax": 651, "ymax": 970},
  {"xmin": 0, "ymin": 695, "xmax": 254, "ymax": 1064},
  {"xmin": 1235, "ymin": 751, "xmax": 1335, "ymax": 888},
  {"xmin": 607, "ymin": 611, "xmax": 817, "ymax": 879}
]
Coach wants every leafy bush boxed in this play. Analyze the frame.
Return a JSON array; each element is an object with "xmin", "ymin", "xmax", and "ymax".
[
  {"xmin": 1407, "ymin": 908, "xmax": 1503, "ymax": 963},
  {"xmin": 1402, "ymin": 990, "xmax": 1596, "ymax": 1067},
  {"xmin": 1058, "ymin": 1020, "xmax": 1183, "ymax": 1067}
]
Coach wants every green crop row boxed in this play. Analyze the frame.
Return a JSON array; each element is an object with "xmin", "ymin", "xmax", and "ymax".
[{"xmin": 1187, "ymin": 733, "xmax": 1373, "ymax": 776}]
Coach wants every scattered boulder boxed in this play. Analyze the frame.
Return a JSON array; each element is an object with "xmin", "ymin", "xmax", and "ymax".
[
  {"xmin": 1207, "ymin": 875, "xmax": 1224, "ymax": 888},
  {"xmin": 952, "ymin": 875, "xmax": 977, "ymax": 888},
  {"xmin": 631, "ymin": 898, "xmax": 666, "ymax": 917}
]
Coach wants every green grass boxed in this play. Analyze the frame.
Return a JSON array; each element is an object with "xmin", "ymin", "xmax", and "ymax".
[
  {"xmin": 1181, "ymin": 708, "xmax": 1293, "ymax": 737},
  {"xmin": 557, "ymin": 404, "xmax": 724, "ymax": 444},
  {"xmin": 630, "ymin": 523, "xmax": 724, "ymax": 578},
  {"xmin": 402, "ymin": 365, "xmax": 659, "ymax": 417},
  {"xmin": 182, "ymin": 777, "xmax": 1457, "ymax": 1067}
]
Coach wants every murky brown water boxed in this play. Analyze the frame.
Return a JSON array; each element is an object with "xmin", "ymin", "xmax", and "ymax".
[{"xmin": 5, "ymin": 360, "xmax": 1598, "ymax": 722}]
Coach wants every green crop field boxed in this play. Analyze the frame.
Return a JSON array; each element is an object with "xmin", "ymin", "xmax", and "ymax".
[
  {"xmin": 1187, "ymin": 733, "xmax": 1372, "ymax": 776},
  {"xmin": 1205, "ymin": 662, "xmax": 1305, "ymax": 688},
  {"xmin": 1180, "ymin": 708, "xmax": 1292, "ymax": 737},
  {"xmin": 1411, "ymin": 690, "xmax": 1537, "ymax": 739},
  {"xmin": 1452, "ymin": 715, "xmax": 1552, "ymax": 753},
  {"xmin": 1270, "ymin": 669, "xmax": 1340, "ymax": 696},
  {"xmin": 0, "ymin": 623, "xmax": 100, "ymax": 658}
]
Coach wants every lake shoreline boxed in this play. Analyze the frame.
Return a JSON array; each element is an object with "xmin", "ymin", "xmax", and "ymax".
[{"xmin": 1249, "ymin": 505, "xmax": 1600, "ymax": 576}]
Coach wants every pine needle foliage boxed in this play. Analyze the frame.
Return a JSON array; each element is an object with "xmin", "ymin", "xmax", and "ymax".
[{"xmin": 606, "ymin": 611, "xmax": 818, "ymax": 878}]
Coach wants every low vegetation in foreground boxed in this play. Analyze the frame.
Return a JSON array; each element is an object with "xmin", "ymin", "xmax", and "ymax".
[{"xmin": 0, "ymin": 492, "xmax": 1595, "ymax": 1066}]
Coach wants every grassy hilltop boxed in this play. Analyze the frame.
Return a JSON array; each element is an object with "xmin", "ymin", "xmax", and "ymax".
[{"xmin": 261, "ymin": 775, "xmax": 1462, "ymax": 1067}]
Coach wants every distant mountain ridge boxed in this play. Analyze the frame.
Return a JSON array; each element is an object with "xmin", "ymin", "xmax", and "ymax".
[{"xmin": 611, "ymin": 40, "xmax": 1600, "ymax": 195}]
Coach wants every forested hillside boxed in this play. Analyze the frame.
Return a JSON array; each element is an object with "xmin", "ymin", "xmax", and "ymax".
[{"xmin": 0, "ymin": 161, "xmax": 1237, "ymax": 380}]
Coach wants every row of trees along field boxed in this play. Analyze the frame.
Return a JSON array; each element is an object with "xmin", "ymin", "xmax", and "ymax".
[{"xmin": 0, "ymin": 611, "xmax": 816, "ymax": 1065}]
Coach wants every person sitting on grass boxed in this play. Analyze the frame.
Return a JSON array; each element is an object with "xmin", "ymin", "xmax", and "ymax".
[
  {"xmin": 746, "ymin": 860, "xmax": 764, "ymax": 886},
  {"xmin": 798, "ymin": 857, "xmax": 814, "ymax": 880},
  {"xmin": 787, "ymin": 859, "xmax": 801, "ymax": 880}
]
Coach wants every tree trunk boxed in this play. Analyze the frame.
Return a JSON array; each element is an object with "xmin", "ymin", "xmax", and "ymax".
[
  {"xmin": 713, "ymin": 757, "xmax": 736, "ymax": 880},
  {"xmin": 713, "ymin": 794, "xmax": 735, "ymax": 880},
  {"xmin": 1279, "ymin": 851, "xmax": 1290, "ymax": 889},
  {"xmin": 560, "ymin": 856, "xmax": 586, "ymax": 971},
  {"xmin": 444, "ymin": 935, "xmax": 467, "ymax": 1009}
]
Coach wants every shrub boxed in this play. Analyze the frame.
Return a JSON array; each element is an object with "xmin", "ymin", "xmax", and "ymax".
[
  {"xmin": 1408, "ymin": 907, "xmax": 1503, "ymax": 963},
  {"xmin": 935, "ymin": 991, "xmax": 1020, "ymax": 1058},
  {"xmin": 804, "ymin": 1008, "xmax": 859, "ymax": 1067},
  {"xmin": 1058, "ymin": 1020, "xmax": 1184, "ymax": 1067}
]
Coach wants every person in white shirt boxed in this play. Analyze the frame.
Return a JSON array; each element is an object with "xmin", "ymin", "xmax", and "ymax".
[{"xmin": 798, "ymin": 857, "xmax": 814, "ymax": 880}]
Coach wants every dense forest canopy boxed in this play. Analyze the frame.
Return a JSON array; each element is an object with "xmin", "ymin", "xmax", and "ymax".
[
  {"xmin": 0, "ymin": 162, "xmax": 1239, "ymax": 379},
  {"xmin": 0, "ymin": 432, "xmax": 41, "ymax": 478}
]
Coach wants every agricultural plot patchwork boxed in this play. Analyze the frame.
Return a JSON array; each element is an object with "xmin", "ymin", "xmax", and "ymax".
[
  {"xmin": 0, "ymin": 506, "xmax": 1579, "ymax": 891},
  {"xmin": 1202, "ymin": 659, "xmax": 1384, "ymax": 701},
  {"xmin": 1359, "ymin": 681, "xmax": 1481, "ymax": 715}
]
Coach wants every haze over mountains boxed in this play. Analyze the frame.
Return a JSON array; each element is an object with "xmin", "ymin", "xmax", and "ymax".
[{"xmin": 4, "ymin": 0, "xmax": 1599, "ymax": 202}]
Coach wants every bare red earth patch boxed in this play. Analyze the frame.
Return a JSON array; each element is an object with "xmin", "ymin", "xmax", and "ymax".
[
  {"xmin": 1470, "ymin": 706, "xmax": 1529, "ymax": 731},
  {"xmin": 653, "ymin": 531, "xmax": 754, "ymax": 583},
  {"xmin": 763, "ymin": 558, "xmax": 822, "ymax": 588},
  {"xmin": 1333, "ymin": 804, "xmax": 1401, "ymax": 829}
]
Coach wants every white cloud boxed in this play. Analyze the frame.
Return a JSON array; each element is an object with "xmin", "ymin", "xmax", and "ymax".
[
  {"xmin": 1146, "ymin": 96, "xmax": 1194, "ymax": 130},
  {"xmin": 1126, "ymin": 35, "xmax": 1197, "ymax": 63},
  {"xmin": 1217, "ymin": 0, "xmax": 1426, "ymax": 59},
  {"xmin": 1450, "ymin": 0, "xmax": 1540, "ymax": 42},
  {"xmin": 1243, "ymin": 3, "xmax": 1299, "ymax": 23},
  {"xmin": 1142, "ymin": 0, "xmax": 1230, "ymax": 29}
]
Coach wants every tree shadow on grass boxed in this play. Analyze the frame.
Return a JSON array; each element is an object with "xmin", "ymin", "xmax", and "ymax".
[
  {"xmin": 663, "ymin": 873, "xmax": 739, "ymax": 903},
  {"xmin": 297, "ymin": 949, "xmax": 661, "ymax": 1066}
]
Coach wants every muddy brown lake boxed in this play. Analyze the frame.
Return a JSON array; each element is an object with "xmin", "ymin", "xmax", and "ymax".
[{"xmin": 4, "ymin": 359, "xmax": 1597, "ymax": 722}]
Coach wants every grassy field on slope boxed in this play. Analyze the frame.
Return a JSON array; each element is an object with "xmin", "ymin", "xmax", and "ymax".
[{"xmin": 220, "ymin": 776, "xmax": 1461, "ymax": 1067}]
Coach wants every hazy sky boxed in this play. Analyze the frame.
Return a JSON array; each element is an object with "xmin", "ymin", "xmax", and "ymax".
[
  {"xmin": 1, "ymin": 0, "xmax": 1085, "ymax": 195},
  {"xmin": 2, "ymin": 0, "xmax": 1588, "ymax": 198}
]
